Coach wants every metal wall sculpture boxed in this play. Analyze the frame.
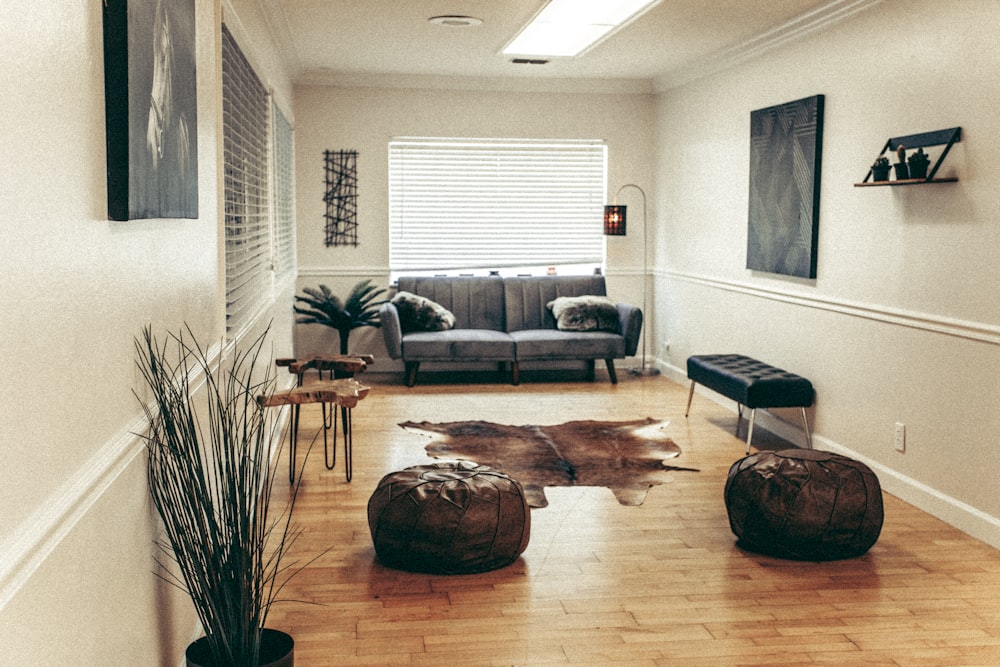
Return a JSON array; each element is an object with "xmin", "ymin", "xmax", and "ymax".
[
  {"xmin": 102, "ymin": 0, "xmax": 199, "ymax": 221},
  {"xmin": 747, "ymin": 94, "xmax": 824, "ymax": 279},
  {"xmin": 323, "ymin": 150, "xmax": 359, "ymax": 247}
]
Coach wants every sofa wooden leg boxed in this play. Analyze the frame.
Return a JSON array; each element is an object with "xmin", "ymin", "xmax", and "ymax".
[
  {"xmin": 605, "ymin": 359, "xmax": 618, "ymax": 384},
  {"xmin": 404, "ymin": 362, "xmax": 420, "ymax": 387},
  {"xmin": 511, "ymin": 362, "xmax": 520, "ymax": 386}
]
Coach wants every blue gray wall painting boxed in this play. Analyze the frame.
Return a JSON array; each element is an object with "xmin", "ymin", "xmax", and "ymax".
[{"xmin": 747, "ymin": 95, "xmax": 824, "ymax": 279}]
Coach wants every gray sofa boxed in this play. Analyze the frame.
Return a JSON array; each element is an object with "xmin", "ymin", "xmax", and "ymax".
[{"xmin": 379, "ymin": 275, "xmax": 643, "ymax": 386}]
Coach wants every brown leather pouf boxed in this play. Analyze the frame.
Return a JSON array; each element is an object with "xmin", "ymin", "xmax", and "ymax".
[
  {"xmin": 368, "ymin": 461, "xmax": 531, "ymax": 574},
  {"xmin": 725, "ymin": 449, "xmax": 883, "ymax": 561}
]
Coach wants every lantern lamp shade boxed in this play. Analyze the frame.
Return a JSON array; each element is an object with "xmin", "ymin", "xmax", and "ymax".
[{"xmin": 603, "ymin": 204, "xmax": 627, "ymax": 236}]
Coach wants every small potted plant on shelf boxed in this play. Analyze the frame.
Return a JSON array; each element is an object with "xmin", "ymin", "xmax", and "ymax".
[
  {"xmin": 871, "ymin": 156, "xmax": 891, "ymax": 182},
  {"xmin": 893, "ymin": 145, "xmax": 910, "ymax": 180},
  {"xmin": 907, "ymin": 147, "xmax": 931, "ymax": 180}
]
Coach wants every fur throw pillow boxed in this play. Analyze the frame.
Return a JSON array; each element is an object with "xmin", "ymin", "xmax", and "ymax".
[
  {"xmin": 392, "ymin": 291, "xmax": 457, "ymax": 332},
  {"xmin": 547, "ymin": 295, "xmax": 620, "ymax": 332}
]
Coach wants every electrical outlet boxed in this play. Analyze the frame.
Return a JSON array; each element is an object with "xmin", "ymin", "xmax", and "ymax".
[{"xmin": 894, "ymin": 422, "xmax": 906, "ymax": 453}]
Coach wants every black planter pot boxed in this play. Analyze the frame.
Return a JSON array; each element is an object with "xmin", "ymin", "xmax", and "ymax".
[
  {"xmin": 872, "ymin": 166, "xmax": 891, "ymax": 182},
  {"xmin": 185, "ymin": 629, "xmax": 294, "ymax": 667},
  {"xmin": 908, "ymin": 162, "xmax": 929, "ymax": 179},
  {"xmin": 893, "ymin": 163, "xmax": 909, "ymax": 180}
]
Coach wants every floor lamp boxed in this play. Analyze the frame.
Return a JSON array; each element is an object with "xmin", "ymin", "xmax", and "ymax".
[{"xmin": 604, "ymin": 184, "xmax": 659, "ymax": 376}]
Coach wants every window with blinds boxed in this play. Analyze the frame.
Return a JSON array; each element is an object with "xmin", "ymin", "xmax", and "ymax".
[
  {"xmin": 272, "ymin": 104, "xmax": 296, "ymax": 283},
  {"xmin": 222, "ymin": 24, "xmax": 271, "ymax": 336},
  {"xmin": 388, "ymin": 138, "xmax": 607, "ymax": 276}
]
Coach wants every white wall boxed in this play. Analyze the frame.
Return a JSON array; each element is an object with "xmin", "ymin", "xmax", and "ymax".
[
  {"xmin": 653, "ymin": 0, "xmax": 1000, "ymax": 545},
  {"xmin": 292, "ymin": 84, "xmax": 656, "ymax": 362},
  {"xmin": 0, "ymin": 1, "xmax": 296, "ymax": 663},
  {"xmin": 4, "ymin": 0, "xmax": 998, "ymax": 661}
]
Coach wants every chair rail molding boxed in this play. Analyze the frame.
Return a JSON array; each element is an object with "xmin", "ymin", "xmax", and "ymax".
[
  {"xmin": 663, "ymin": 270, "xmax": 1000, "ymax": 346},
  {"xmin": 0, "ymin": 340, "xmax": 294, "ymax": 613},
  {"xmin": 0, "ymin": 415, "xmax": 146, "ymax": 611},
  {"xmin": 298, "ymin": 265, "xmax": 388, "ymax": 279}
]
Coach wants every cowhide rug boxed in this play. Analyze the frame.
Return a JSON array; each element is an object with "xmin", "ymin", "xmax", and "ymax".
[{"xmin": 399, "ymin": 418, "xmax": 698, "ymax": 508}]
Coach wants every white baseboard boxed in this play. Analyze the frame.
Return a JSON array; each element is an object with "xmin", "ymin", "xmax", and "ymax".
[{"xmin": 655, "ymin": 358, "xmax": 1000, "ymax": 550}]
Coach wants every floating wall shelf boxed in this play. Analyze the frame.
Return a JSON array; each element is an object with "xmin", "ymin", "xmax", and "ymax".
[{"xmin": 855, "ymin": 126, "xmax": 961, "ymax": 187}]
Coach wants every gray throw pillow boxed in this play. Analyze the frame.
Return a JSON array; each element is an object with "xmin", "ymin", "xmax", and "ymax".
[
  {"xmin": 392, "ymin": 291, "xmax": 457, "ymax": 332},
  {"xmin": 547, "ymin": 295, "xmax": 620, "ymax": 332}
]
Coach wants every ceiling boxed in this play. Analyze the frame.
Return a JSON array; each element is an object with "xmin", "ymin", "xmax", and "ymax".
[{"xmin": 263, "ymin": 0, "xmax": 878, "ymax": 93}]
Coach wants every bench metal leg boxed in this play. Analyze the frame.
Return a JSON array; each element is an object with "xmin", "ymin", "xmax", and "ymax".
[
  {"xmin": 686, "ymin": 377, "xmax": 811, "ymax": 456},
  {"xmin": 745, "ymin": 407, "xmax": 811, "ymax": 455},
  {"xmin": 800, "ymin": 407, "xmax": 812, "ymax": 450}
]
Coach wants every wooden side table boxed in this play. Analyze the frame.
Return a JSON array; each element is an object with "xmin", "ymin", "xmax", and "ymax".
[
  {"xmin": 263, "ymin": 354, "xmax": 374, "ymax": 483},
  {"xmin": 275, "ymin": 354, "xmax": 374, "ymax": 380}
]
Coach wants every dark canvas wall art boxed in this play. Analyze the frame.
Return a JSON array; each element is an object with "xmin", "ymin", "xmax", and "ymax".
[
  {"xmin": 103, "ymin": 0, "xmax": 198, "ymax": 221},
  {"xmin": 747, "ymin": 94, "xmax": 824, "ymax": 279}
]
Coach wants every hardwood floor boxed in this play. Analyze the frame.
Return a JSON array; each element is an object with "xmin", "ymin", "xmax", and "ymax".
[{"xmin": 265, "ymin": 370, "xmax": 1000, "ymax": 666}]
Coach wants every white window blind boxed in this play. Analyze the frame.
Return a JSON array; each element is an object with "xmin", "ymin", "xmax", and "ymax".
[
  {"xmin": 272, "ymin": 103, "xmax": 296, "ymax": 282},
  {"xmin": 388, "ymin": 138, "xmax": 607, "ymax": 274},
  {"xmin": 222, "ymin": 24, "xmax": 271, "ymax": 336}
]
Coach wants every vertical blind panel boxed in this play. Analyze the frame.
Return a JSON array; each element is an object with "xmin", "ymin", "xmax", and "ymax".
[
  {"xmin": 272, "ymin": 104, "xmax": 296, "ymax": 281},
  {"xmin": 389, "ymin": 138, "xmax": 606, "ymax": 272},
  {"xmin": 222, "ymin": 24, "xmax": 271, "ymax": 335}
]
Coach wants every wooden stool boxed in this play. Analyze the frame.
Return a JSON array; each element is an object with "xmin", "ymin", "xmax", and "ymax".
[{"xmin": 259, "ymin": 378, "xmax": 370, "ymax": 483}]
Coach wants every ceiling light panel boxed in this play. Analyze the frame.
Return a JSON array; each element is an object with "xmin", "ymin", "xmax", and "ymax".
[
  {"xmin": 503, "ymin": 0, "xmax": 661, "ymax": 57},
  {"xmin": 429, "ymin": 15, "xmax": 483, "ymax": 27}
]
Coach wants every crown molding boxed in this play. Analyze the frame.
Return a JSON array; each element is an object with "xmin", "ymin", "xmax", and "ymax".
[
  {"xmin": 255, "ymin": 0, "xmax": 302, "ymax": 79},
  {"xmin": 295, "ymin": 70, "xmax": 656, "ymax": 96},
  {"xmin": 654, "ymin": 0, "xmax": 881, "ymax": 92}
]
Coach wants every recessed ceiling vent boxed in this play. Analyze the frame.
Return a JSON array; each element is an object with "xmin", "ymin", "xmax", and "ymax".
[
  {"xmin": 511, "ymin": 58, "xmax": 549, "ymax": 65},
  {"xmin": 428, "ymin": 15, "xmax": 483, "ymax": 28}
]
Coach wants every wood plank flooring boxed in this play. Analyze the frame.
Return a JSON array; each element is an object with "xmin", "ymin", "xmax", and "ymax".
[{"xmin": 265, "ymin": 370, "xmax": 1000, "ymax": 666}]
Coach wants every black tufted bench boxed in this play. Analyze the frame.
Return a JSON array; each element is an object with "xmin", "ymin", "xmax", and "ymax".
[{"xmin": 685, "ymin": 354, "xmax": 814, "ymax": 454}]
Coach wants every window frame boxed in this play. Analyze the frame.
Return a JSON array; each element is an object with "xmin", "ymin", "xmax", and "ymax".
[{"xmin": 388, "ymin": 137, "xmax": 608, "ymax": 278}]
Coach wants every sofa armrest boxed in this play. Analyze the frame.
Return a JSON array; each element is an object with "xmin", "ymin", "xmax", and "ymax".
[
  {"xmin": 379, "ymin": 302, "xmax": 403, "ymax": 359},
  {"xmin": 617, "ymin": 303, "xmax": 643, "ymax": 357}
]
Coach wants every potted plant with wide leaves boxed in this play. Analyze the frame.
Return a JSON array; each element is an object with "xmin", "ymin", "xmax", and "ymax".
[
  {"xmin": 134, "ymin": 325, "xmax": 312, "ymax": 667},
  {"xmin": 294, "ymin": 279, "xmax": 387, "ymax": 355}
]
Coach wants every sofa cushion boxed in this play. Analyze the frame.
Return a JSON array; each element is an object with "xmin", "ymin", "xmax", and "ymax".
[
  {"xmin": 391, "ymin": 291, "xmax": 456, "ymax": 333},
  {"xmin": 397, "ymin": 276, "xmax": 506, "ymax": 331},
  {"xmin": 510, "ymin": 330, "xmax": 625, "ymax": 360},
  {"xmin": 547, "ymin": 295, "xmax": 620, "ymax": 332},
  {"xmin": 402, "ymin": 329, "xmax": 516, "ymax": 361},
  {"xmin": 504, "ymin": 275, "xmax": 608, "ymax": 331}
]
